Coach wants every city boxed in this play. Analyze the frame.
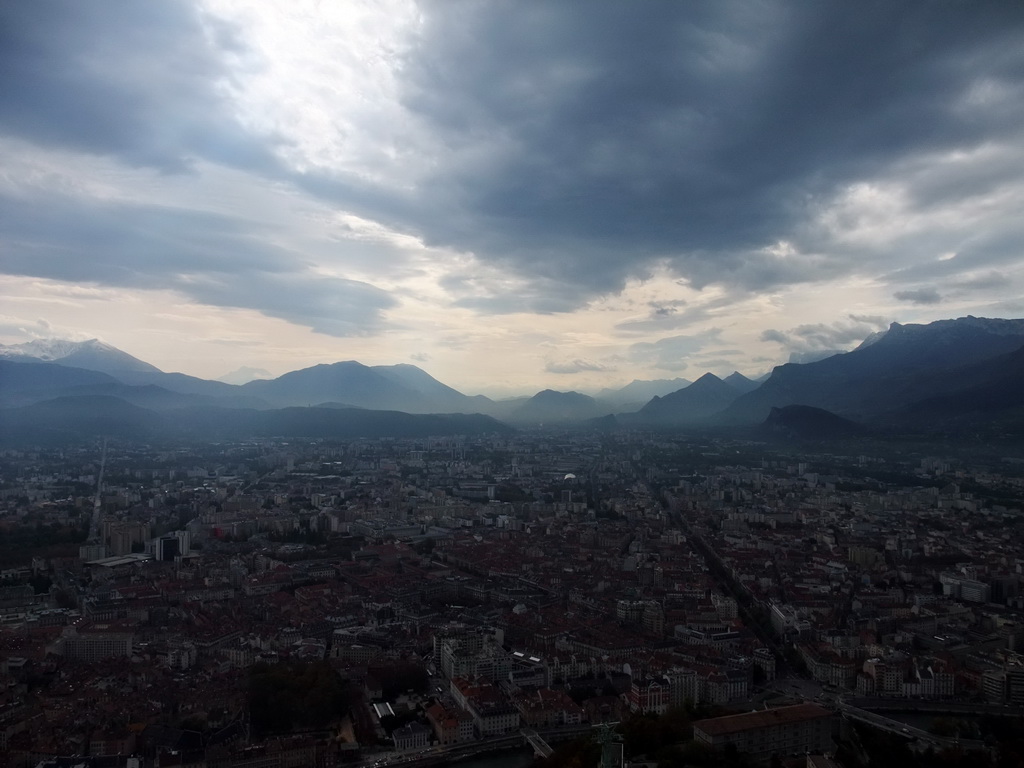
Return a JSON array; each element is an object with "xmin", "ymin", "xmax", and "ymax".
[
  {"xmin": 3, "ymin": 2, "xmax": 1024, "ymax": 767},
  {"xmin": 2, "ymin": 431, "xmax": 1023, "ymax": 767}
]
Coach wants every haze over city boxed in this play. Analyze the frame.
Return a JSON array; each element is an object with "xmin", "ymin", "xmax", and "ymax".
[{"xmin": 2, "ymin": 1, "xmax": 1023, "ymax": 396}]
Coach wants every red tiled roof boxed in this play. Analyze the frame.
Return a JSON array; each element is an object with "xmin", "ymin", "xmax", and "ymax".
[{"xmin": 695, "ymin": 704, "xmax": 831, "ymax": 736}]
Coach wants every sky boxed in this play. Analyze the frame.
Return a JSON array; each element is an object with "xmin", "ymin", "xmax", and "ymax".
[{"xmin": 2, "ymin": 1, "xmax": 1023, "ymax": 397}]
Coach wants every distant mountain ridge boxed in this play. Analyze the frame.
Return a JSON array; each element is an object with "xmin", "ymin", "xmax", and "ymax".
[
  {"xmin": 0, "ymin": 338, "xmax": 251, "ymax": 402},
  {"xmin": 719, "ymin": 316, "xmax": 1024, "ymax": 424},
  {"xmin": 0, "ymin": 338, "xmax": 745, "ymax": 419},
  {"xmin": 240, "ymin": 360, "xmax": 492, "ymax": 414},
  {"xmin": 759, "ymin": 405, "xmax": 865, "ymax": 441},
  {"xmin": 0, "ymin": 340, "xmax": 491, "ymax": 415},
  {"xmin": 4, "ymin": 316, "xmax": 1024, "ymax": 440},
  {"xmin": 723, "ymin": 372, "xmax": 759, "ymax": 393},
  {"xmin": 0, "ymin": 396, "xmax": 513, "ymax": 446},
  {"xmin": 0, "ymin": 338, "xmax": 161, "ymax": 375},
  {"xmin": 632, "ymin": 372, "xmax": 743, "ymax": 426},
  {"xmin": 596, "ymin": 377, "xmax": 692, "ymax": 408},
  {"xmin": 217, "ymin": 366, "xmax": 272, "ymax": 385},
  {"xmin": 892, "ymin": 342, "xmax": 1024, "ymax": 432},
  {"xmin": 510, "ymin": 389, "xmax": 608, "ymax": 423},
  {"xmin": 0, "ymin": 360, "xmax": 121, "ymax": 408}
]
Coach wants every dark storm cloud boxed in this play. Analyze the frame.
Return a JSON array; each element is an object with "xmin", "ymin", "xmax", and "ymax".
[
  {"xmin": 760, "ymin": 330, "xmax": 789, "ymax": 345},
  {"xmin": 0, "ymin": 192, "xmax": 396, "ymax": 334},
  {"xmin": 0, "ymin": 1, "xmax": 274, "ymax": 172},
  {"xmin": 2, "ymin": 0, "xmax": 1023, "ymax": 325},
  {"xmin": 392, "ymin": 0, "xmax": 1024, "ymax": 307},
  {"xmin": 438, "ymin": 272, "xmax": 578, "ymax": 314},
  {"xmin": 187, "ymin": 271, "xmax": 395, "ymax": 337},
  {"xmin": 894, "ymin": 288, "xmax": 943, "ymax": 305}
]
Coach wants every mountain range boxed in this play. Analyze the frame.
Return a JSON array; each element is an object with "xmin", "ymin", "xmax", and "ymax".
[
  {"xmin": 595, "ymin": 377, "xmax": 693, "ymax": 411},
  {"xmin": 3, "ymin": 315, "xmax": 1024, "ymax": 444},
  {"xmin": 631, "ymin": 372, "xmax": 757, "ymax": 426},
  {"xmin": 718, "ymin": 316, "xmax": 1024, "ymax": 425}
]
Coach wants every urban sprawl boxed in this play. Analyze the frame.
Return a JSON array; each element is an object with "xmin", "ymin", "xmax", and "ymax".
[{"xmin": 2, "ymin": 433, "xmax": 1024, "ymax": 768}]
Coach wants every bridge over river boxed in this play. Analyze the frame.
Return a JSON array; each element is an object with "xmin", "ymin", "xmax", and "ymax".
[
  {"xmin": 846, "ymin": 697, "xmax": 1024, "ymax": 717},
  {"xmin": 838, "ymin": 701, "xmax": 987, "ymax": 753}
]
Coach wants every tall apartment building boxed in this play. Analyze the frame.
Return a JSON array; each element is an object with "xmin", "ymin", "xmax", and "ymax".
[
  {"xmin": 103, "ymin": 520, "xmax": 151, "ymax": 556},
  {"xmin": 940, "ymin": 572, "xmax": 991, "ymax": 603},
  {"xmin": 154, "ymin": 530, "xmax": 191, "ymax": 561},
  {"xmin": 51, "ymin": 626, "xmax": 133, "ymax": 661},
  {"xmin": 982, "ymin": 660, "xmax": 1024, "ymax": 704}
]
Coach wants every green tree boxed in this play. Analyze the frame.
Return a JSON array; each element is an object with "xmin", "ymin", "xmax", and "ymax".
[{"xmin": 248, "ymin": 661, "xmax": 354, "ymax": 738}]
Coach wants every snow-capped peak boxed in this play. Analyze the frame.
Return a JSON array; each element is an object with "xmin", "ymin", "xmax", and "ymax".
[
  {"xmin": 0, "ymin": 338, "xmax": 161, "ymax": 374},
  {"xmin": 0, "ymin": 338, "xmax": 106, "ymax": 361}
]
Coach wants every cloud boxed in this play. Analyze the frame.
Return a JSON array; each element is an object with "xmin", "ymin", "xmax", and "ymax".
[
  {"xmin": 0, "ymin": 189, "xmax": 396, "ymax": 336},
  {"xmin": 616, "ymin": 291, "xmax": 742, "ymax": 333},
  {"xmin": 0, "ymin": 1, "xmax": 275, "ymax": 172},
  {"xmin": 185, "ymin": 271, "xmax": 395, "ymax": 337},
  {"xmin": 628, "ymin": 329, "xmax": 722, "ymax": 371},
  {"xmin": 957, "ymin": 271, "xmax": 1009, "ymax": 291},
  {"xmin": 545, "ymin": 359, "xmax": 611, "ymax": 374},
  {"xmin": 894, "ymin": 288, "xmax": 943, "ymax": 305},
  {"xmin": 216, "ymin": 366, "xmax": 272, "ymax": 385},
  {"xmin": 439, "ymin": 270, "xmax": 580, "ymax": 314},
  {"xmin": 0, "ymin": 314, "xmax": 92, "ymax": 342},
  {"xmin": 1, "ymin": 0, "xmax": 1023, "ymax": 349},
  {"xmin": 848, "ymin": 314, "xmax": 888, "ymax": 326},
  {"xmin": 760, "ymin": 315, "xmax": 890, "ymax": 359},
  {"xmin": 760, "ymin": 329, "xmax": 790, "ymax": 345},
  {"xmin": 650, "ymin": 300, "xmax": 688, "ymax": 315},
  {"xmin": 699, "ymin": 358, "xmax": 745, "ymax": 369},
  {"xmin": 384, "ymin": 1, "xmax": 1024, "ymax": 307}
]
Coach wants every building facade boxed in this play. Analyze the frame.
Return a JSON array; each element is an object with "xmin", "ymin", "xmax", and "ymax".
[{"xmin": 693, "ymin": 704, "xmax": 834, "ymax": 765}]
